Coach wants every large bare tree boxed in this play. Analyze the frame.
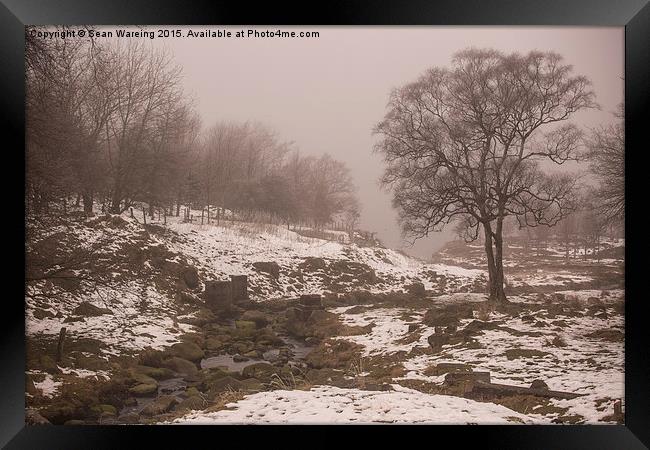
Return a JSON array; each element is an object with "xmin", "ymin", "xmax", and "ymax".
[{"xmin": 374, "ymin": 49, "xmax": 596, "ymax": 303}]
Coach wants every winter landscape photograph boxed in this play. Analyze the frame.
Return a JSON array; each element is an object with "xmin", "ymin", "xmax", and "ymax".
[{"xmin": 25, "ymin": 26, "xmax": 625, "ymax": 425}]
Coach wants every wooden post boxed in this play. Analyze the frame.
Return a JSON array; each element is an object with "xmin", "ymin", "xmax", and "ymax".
[
  {"xmin": 201, "ymin": 208, "xmax": 204, "ymax": 225},
  {"xmin": 164, "ymin": 208, "xmax": 167, "ymax": 225},
  {"xmin": 142, "ymin": 207, "xmax": 147, "ymax": 225},
  {"xmin": 130, "ymin": 207, "xmax": 134, "ymax": 219},
  {"xmin": 56, "ymin": 327, "xmax": 67, "ymax": 363}
]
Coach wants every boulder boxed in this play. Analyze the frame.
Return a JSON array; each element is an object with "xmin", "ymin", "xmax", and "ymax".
[
  {"xmin": 205, "ymin": 376, "xmax": 244, "ymax": 399},
  {"xmin": 181, "ymin": 266, "xmax": 200, "ymax": 289},
  {"xmin": 204, "ymin": 280, "xmax": 232, "ymax": 312},
  {"xmin": 241, "ymin": 362, "xmax": 282, "ymax": 381},
  {"xmin": 132, "ymin": 365, "xmax": 175, "ymax": 380},
  {"xmin": 72, "ymin": 301, "xmax": 113, "ymax": 317},
  {"xmin": 175, "ymin": 395, "xmax": 206, "ymax": 412},
  {"xmin": 530, "ymin": 379, "xmax": 549, "ymax": 391},
  {"xmin": 167, "ymin": 342, "xmax": 205, "ymax": 363},
  {"xmin": 406, "ymin": 282, "xmax": 426, "ymax": 297},
  {"xmin": 230, "ymin": 275, "xmax": 249, "ymax": 301},
  {"xmin": 299, "ymin": 257, "xmax": 327, "ymax": 272},
  {"xmin": 252, "ymin": 262, "xmax": 280, "ymax": 279},
  {"xmin": 299, "ymin": 294, "xmax": 323, "ymax": 308},
  {"xmin": 504, "ymin": 349, "xmax": 552, "ymax": 360},
  {"xmin": 241, "ymin": 310, "xmax": 272, "ymax": 328},
  {"xmin": 140, "ymin": 395, "xmax": 178, "ymax": 416},
  {"xmin": 161, "ymin": 357, "xmax": 199, "ymax": 376},
  {"xmin": 128, "ymin": 383, "xmax": 157, "ymax": 397}
]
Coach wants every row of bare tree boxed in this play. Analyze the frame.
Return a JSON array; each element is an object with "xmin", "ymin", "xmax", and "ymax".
[{"xmin": 26, "ymin": 27, "xmax": 360, "ymax": 231}]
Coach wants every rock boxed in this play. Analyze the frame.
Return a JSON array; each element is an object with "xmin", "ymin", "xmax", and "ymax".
[
  {"xmin": 299, "ymin": 257, "xmax": 327, "ymax": 272},
  {"xmin": 252, "ymin": 261, "xmax": 280, "ymax": 279},
  {"xmin": 444, "ymin": 371, "xmax": 491, "ymax": 385},
  {"xmin": 530, "ymin": 379, "xmax": 549, "ymax": 391},
  {"xmin": 235, "ymin": 320, "xmax": 257, "ymax": 331},
  {"xmin": 72, "ymin": 301, "xmax": 113, "ymax": 317},
  {"xmin": 90, "ymin": 404, "xmax": 117, "ymax": 417},
  {"xmin": 161, "ymin": 357, "xmax": 199, "ymax": 376},
  {"xmin": 423, "ymin": 304, "xmax": 473, "ymax": 327},
  {"xmin": 504, "ymin": 349, "xmax": 552, "ymax": 360},
  {"xmin": 132, "ymin": 365, "xmax": 175, "ymax": 380},
  {"xmin": 175, "ymin": 395, "xmax": 206, "ymax": 412},
  {"xmin": 205, "ymin": 376, "xmax": 244, "ymax": 399},
  {"xmin": 167, "ymin": 342, "xmax": 205, "ymax": 363},
  {"xmin": 26, "ymin": 408, "xmax": 51, "ymax": 425},
  {"xmin": 141, "ymin": 395, "xmax": 178, "ymax": 416},
  {"xmin": 32, "ymin": 308, "xmax": 56, "ymax": 320},
  {"xmin": 39, "ymin": 355, "xmax": 62, "ymax": 374},
  {"xmin": 181, "ymin": 266, "xmax": 200, "ymax": 289},
  {"xmin": 427, "ymin": 333, "xmax": 450, "ymax": 352},
  {"xmin": 299, "ymin": 294, "xmax": 323, "ymax": 308},
  {"xmin": 423, "ymin": 363, "xmax": 472, "ymax": 376},
  {"xmin": 241, "ymin": 362, "xmax": 281, "ymax": 381},
  {"xmin": 241, "ymin": 310, "xmax": 272, "ymax": 328},
  {"xmin": 63, "ymin": 420, "xmax": 87, "ymax": 426},
  {"xmin": 406, "ymin": 282, "xmax": 426, "ymax": 297},
  {"xmin": 407, "ymin": 323, "xmax": 419, "ymax": 333},
  {"xmin": 230, "ymin": 275, "xmax": 249, "ymax": 302},
  {"xmin": 206, "ymin": 337, "xmax": 224, "ymax": 351},
  {"xmin": 232, "ymin": 354, "xmax": 249, "ymax": 363},
  {"xmin": 551, "ymin": 335, "xmax": 567, "ymax": 347},
  {"xmin": 128, "ymin": 383, "xmax": 157, "ymax": 397},
  {"xmin": 117, "ymin": 413, "xmax": 140, "ymax": 424},
  {"xmin": 204, "ymin": 280, "xmax": 233, "ymax": 312},
  {"xmin": 585, "ymin": 329, "xmax": 624, "ymax": 342}
]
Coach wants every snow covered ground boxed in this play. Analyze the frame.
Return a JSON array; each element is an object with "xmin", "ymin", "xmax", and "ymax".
[{"xmin": 170, "ymin": 385, "xmax": 534, "ymax": 424}]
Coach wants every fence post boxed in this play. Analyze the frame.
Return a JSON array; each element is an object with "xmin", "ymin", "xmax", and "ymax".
[
  {"xmin": 56, "ymin": 327, "xmax": 66, "ymax": 363},
  {"xmin": 142, "ymin": 207, "xmax": 147, "ymax": 225}
]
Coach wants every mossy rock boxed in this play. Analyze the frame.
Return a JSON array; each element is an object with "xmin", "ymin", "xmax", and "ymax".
[
  {"xmin": 205, "ymin": 338, "xmax": 224, "ymax": 351},
  {"xmin": 185, "ymin": 386, "xmax": 201, "ymax": 398},
  {"xmin": 132, "ymin": 365, "xmax": 175, "ymax": 380},
  {"xmin": 140, "ymin": 395, "xmax": 178, "ymax": 416},
  {"xmin": 90, "ymin": 404, "xmax": 117, "ymax": 417},
  {"xmin": 205, "ymin": 376, "xmax": 244, "ymax": 399},
  {"xmin": 175, "ymin": 395, "xmax": 207, "ymax": 412},
  {"xmin": 241, "ymin": 362, "xmax": 284, "ymax": 382},
  {"xmin": 128, "ymin": 383, "xmax": 157, "ymax": 396},
  {"xmin": 161, "ymin": 357, "xmax": 199, "ymax": 377},
  {"xmin": 166, "ymin": 342, "xmax": 205, "ymax": 362}
]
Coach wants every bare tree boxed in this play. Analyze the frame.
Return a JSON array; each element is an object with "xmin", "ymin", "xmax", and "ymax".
[
  {"xmin": 585, "ymin": 104, "xmax": 624, "ymax": 226},
  {"xmin": 374, "ymin": 49, "xmax": 596, "ymax": 303}
]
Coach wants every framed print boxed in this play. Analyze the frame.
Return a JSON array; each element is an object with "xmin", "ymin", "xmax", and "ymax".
[{"xmin": 2, "ymin": 0, "xmax": 649, "ymax": 448}]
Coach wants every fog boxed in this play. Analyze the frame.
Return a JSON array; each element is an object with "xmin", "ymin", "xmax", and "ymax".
[{"xmin": 133, "ymin": 26, "xmax": 624, "ymax": 259}]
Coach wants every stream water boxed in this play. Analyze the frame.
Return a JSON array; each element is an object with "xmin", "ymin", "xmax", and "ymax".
[{"xmin": 119, "ymin": 333, "xmax": 314, "ymax": 419}]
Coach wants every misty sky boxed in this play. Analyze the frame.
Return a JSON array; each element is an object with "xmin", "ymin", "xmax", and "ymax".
[{"xmin": 109, "ymin": 26, "xmax": 623, "ymax": 259}]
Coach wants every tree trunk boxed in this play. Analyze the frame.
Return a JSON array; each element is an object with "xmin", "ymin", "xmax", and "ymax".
[
  {"xmin": 483, "ymin": 223, "xmax": 507, "ymax": 304},
  {"xmin": 82, "ymin": 192, "xmax": 94, "ymax": 214}
]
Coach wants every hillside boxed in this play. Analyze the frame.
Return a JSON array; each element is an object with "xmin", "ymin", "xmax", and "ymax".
[{"xmin": 25, "ymin": 207, "xmax": 625, "ymax": 426}]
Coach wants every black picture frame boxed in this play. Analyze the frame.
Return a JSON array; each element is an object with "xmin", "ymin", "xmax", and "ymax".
[{"xmin": 2, "ymin": 1, "xmax": 648, "ymax": 448}]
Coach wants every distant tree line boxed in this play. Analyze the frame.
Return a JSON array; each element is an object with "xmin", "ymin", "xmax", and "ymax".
[{"xmin": 25, "ymin": 27, "xmax": 360, "ymax": 230}]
